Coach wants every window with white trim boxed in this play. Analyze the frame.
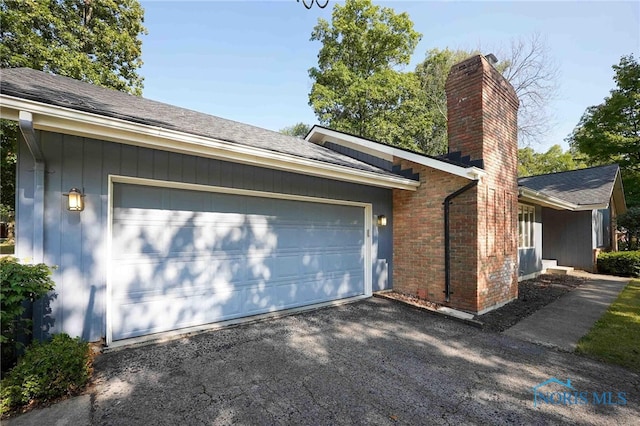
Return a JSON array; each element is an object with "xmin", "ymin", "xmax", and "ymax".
[{"xmin": 518, "ymin": 204, "xmax": 535, "ymax": 248}]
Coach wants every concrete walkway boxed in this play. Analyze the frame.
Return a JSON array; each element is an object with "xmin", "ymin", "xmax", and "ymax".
[
  {"xmin": 503, "ymin": 272, "xmax": 631, "ymax": 352},
  {"xmin": 3, "ymin": 394, "xmax": 91, "ymax": 426}
]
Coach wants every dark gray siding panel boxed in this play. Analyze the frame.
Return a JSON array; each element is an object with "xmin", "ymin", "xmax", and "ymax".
[
  {"xmin": 324, "ymin": 142, "xmax": 393, "ymax": 171},
  {"xmin": 518, "ymin": 249, "xmax": 539, "ymax": 277},
  {"xmin": 542, "ymin": 208, "xmax": 594, "ymax": 272},
  {"xmin": 17, "ymin": 131, "xmax": 394, "ymax": 341}
]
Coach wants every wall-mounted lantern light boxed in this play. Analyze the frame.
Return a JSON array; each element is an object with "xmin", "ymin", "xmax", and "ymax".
[
  {"xmin": 377, "ymin": 215, "xmax": 387, "ymax": 227},
  {"xmin": 64, "ymin": 188, "xmax": 85, "ymax": 212}
]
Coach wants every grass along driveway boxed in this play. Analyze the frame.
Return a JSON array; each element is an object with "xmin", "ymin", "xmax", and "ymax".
[{"xmin": 577, "ymin": 279, "xmax": 640, "ymax": 373}]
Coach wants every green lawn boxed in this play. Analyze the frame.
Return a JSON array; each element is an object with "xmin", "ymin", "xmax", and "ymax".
[{"xmin": 576, "ymin": 280, "xmax": 640, "ymax": 373}]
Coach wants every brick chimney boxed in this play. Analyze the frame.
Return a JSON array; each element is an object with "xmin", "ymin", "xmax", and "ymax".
[
  {"xmin": 446, "ymin": 54, "xmax": 519, "ymax": 183},
  {"xmin": 445, "ymin": 54, "xmax": 520, "ymax": 313},
  {"xmin": 393, "ymin": 56, "xmax": 518, "ymax": 313},
  {"xmin": 392, "ymin": 54, "xmax": 519, "ymax": 314}
]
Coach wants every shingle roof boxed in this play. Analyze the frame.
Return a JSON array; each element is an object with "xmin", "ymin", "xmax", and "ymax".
[
  {"xmin": 518, "ymin": 164, "xmax": 620, "ymax": 206},
  {"xmin": 0, "ymin": 67, "xmax": 398, "ymax": 178},
  {"xmin": 309, "ymin": 124, "xmax": 478, "ymax": 170}
]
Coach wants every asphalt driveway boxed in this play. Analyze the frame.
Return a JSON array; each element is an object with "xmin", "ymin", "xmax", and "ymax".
[{"xmin": 88, "ymin": 298, "xmax": 638, "ymax": 425}]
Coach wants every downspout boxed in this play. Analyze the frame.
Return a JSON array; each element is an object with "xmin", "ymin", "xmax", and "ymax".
[
  {"xmin": 18, "ymin": 111, "xmax": 45, "ymax": 264},
  {"xmin": 443, "ymin": 179, "xmax": 479, "ymax": 302}
]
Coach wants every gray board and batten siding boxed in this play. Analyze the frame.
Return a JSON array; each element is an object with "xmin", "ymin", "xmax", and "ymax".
[
  {"xmin": 17, "ymin": 130, "xmax": 393, "ymax": 343},
  {"xmin": 541, "ymin": 208, "xmax": 595, "ymax": 272}
]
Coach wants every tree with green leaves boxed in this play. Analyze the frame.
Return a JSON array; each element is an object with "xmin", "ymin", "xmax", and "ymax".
[
  {"xmin": 617, "ymin": 207, "xmax": 640, "ymax": 250},
  {"xmin": 0, "ymin": 0, "xmax": 147, "ymax": 95},
  {"xmin": 414, "ymin": 48, "xmax": 479, "ymax": 154},
  {"xmin": 279, "ymin": 123, "xmax": 312, "ymax": 138},
  {"xmin": 308, "ymin": 0, "xmax": 427, "ymax": 152},
  {"xmin": 415, "ymin": 34, "xmax": 558, "ymax": 151},
  {"xmin": 518, "ymin": 144, "xmax": 587, "ymax": 177},
  {"xmin": 309, "ymin": 0, "xmax": 559, "ymax": 154},
  {"xmin": 0, "ymin": 123, "xmax": 17, "ymax": 212},
  {"xmin": 568, "ymin": 55, "xmax": 640, "ymax": 207},
  {"xmin": 0, "ymin": 0, "xmax": 147, "ymax": 214}
]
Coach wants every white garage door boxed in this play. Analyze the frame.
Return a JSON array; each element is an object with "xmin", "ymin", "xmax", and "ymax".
[{"xmin": 110, "ymin": 182, "xmax": 368, "ymax": 341}]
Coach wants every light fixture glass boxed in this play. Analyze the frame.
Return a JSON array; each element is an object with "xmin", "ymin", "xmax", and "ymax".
[
  {"xmin": 65, "ymin": 188, "xmax": 85, "ymax": 212},
  {"xmin": 377, "ymin": 215, "xmax": 387, "ymax": 227}
]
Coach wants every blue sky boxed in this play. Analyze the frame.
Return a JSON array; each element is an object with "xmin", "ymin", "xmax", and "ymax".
[{"xmin": 139, "ymin": 1, "xmax": 639, "ymax": 152}]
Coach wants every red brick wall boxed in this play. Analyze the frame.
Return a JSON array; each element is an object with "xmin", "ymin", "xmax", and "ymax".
[
  {"xmin": 392, "ymin": 163, "xmax": 472, "ymax": 304},
  {"xmin": 449, "ymin": 55, "xmax": 519, "ymax": 313},
  {"xmin": 392, "ymin": 55, "xmax": 519, "ymax": 314}
]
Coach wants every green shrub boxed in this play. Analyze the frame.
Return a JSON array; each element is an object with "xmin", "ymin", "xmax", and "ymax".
[
  {"xmin": 597, "ymin": 251, "xmax": 640, "ymax": 277},
  {"xmin": 0, "ymin": 333, "xmax": 91, "ymax": 414},
  {"xmin": 0, "ymin": 257, "xmax": 55, "ymax": 365}
]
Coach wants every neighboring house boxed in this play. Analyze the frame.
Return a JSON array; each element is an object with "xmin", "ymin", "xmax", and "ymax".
[
  {"xmin": 0, "ymin": 55, "xmax": 520, "ymax": 346},
  {"xmin": 517, "ymin": 165, "xmax": 627, "ymax": 278}
]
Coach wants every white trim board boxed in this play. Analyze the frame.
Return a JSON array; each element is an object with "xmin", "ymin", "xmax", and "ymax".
[
  {"xmin": 106, "ymin": 175, "xmax": 374, "ymax": 345},
  {"xmin": 518, "ymin": 187, "xmax": 609, "ymax": 211},
  {"xmin": 0, "ymin": 95, "xmax": 419, "ymax": 191},
  {"xmin": 306, "ymin": 126, "xmax": 486, "ymax": 181}
]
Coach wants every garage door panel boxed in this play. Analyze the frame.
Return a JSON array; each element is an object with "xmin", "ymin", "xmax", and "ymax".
[
  {"xmin": 275, "ymin": 228, "xmax": 301, "ymax": 249},
  {"xmin": 170, "ymin": 190, "xmax": 207, "ymax": 211},
  {"xmin": 113, "ymin": 223, "xmax": 249, "ymax": 256},
  {"xmin": 111, "ymin": 183, "xmax": 366, "ymax": 341},
  {"xmin": 298, "ymin": 251, "xmax": 363, "ymax": 274},
  {"xmin": 271, "ymin": 254, "xmax": 302, "ymax": 279},
  {"xmin": 112, "ymin": 251, "xmax": 247, "ymax": 297},
  {"xmin": 113, "ymin": 290, "xmax": 247, "ymax": 340},
  {"xmin": 304, "ymin": 274, "xmax": 363, "ymax": 301},
  {"xmin": 115, "ymin": 185, "xmax": 165, "ymax": 210},
  {"xmin": 240, "ymin": 274, "xmax": 362, "ymax": 314},
  {"xmin": 324, "ymin": 252, "xmax": 363, "ymax": 272},
  {"xmin": 300, "ymin": 229, "xmax": 363, "ymax": 249}
]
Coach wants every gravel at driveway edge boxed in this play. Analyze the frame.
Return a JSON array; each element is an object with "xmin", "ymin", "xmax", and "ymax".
[{"xmin": 375, "ymin": 274, "xmax": 588, "ymax": 333}]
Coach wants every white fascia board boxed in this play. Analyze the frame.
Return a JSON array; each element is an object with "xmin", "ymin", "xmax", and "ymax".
[
  {"xmin": 0, "ymin": 95, "xmax": 419, "ymax": 191},
  {"xmin": 518, "ymin": 187, "xmax": 576, "ymax": 210},
  {"xmin": 306, "ymin": 126, "xmax": 485, "ymax": 181},
  {"xmin": 518, "ymin": 187, "xmax": 577, "ymax": 211},
  {"xmin": 576, "ymin": 203, "xmax": 609, "ymax": 211},
  {"xmin": 519, "ymin": 186, "xmax": 610, "ymax": 212},
  {"xmin": 0, "ymin": 105, "xmax": 19, "ymax": 121},
  {"xmin": 612, "ymin": 168, "xmax": 627, "ymax": 215}
]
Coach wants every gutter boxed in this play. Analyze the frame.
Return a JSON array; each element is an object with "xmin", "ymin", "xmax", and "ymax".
[
  {"xmin": 18, "ymin": 111, "xmax": 45, "ymax": 263},
  {"xmin": 517, "ymin": 187, "xmax": 577, "ymax": 210},
  {"xmin": 1, "ymin": 95, "xmax": 420, "ymax": 192},
  {"xmin": 443, "ymin": 180, "xmax": 479, "ymax": 302},
  {"xmin": 518, "ymin": 187, "xmax": 608, "ymax": 211}
]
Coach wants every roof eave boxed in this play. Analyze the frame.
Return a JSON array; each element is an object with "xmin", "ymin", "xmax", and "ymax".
[
  {"xmin": 0, "ymin": 95, "xmax": 420, "ymax": 191},
  {"xmin": 518, "ymin": 186, "xmax": 612, "ymax": 211},
  {"xmin": 611, "ymin": 167, "xmax": 628, "ymax": 215},
  {"xmin": 575, "ymin": 203, "xmax": 610, "ymax": 210},
  {"xmin": 518, "ymin": 186, "xmax": 579, "ymax": 210},
  {"xmin": 306, "ymin": 125, "xmax": 485, "ymax": 181}
]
